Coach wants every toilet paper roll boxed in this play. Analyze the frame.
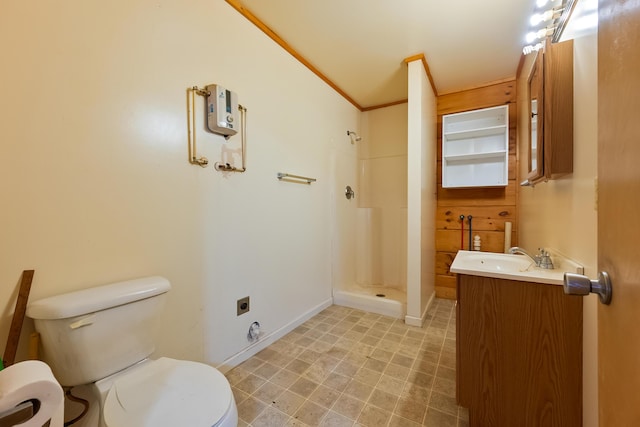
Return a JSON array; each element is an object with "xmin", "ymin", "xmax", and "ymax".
[{"xmin": 0, "ymin": 360, "xmax": 64, "ymax": 427}]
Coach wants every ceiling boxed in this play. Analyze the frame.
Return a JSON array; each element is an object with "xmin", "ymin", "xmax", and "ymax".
[{"xmin": 232, "ymin": 0, "xmax": 534, "ymax": 109}]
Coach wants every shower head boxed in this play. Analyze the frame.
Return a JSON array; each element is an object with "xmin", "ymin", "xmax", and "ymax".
[{"xmin": 347, "ymin": 130, "xmax": 362, "ymax": 144}]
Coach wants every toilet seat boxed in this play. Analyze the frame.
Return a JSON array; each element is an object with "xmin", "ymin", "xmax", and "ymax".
[{"xmin": 103, "ymin": 357, "xmax": 235, "ymax": 427}]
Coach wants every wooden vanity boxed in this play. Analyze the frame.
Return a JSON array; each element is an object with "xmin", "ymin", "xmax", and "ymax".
[{"xmin": 456, "ymin": 274, "xmax": 582, "ymax": 426}]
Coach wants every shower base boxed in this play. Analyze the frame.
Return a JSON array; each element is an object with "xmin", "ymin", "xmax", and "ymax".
[{"xmin": 333, "ymin": 283, "xmax": 406, "ymax": 319}]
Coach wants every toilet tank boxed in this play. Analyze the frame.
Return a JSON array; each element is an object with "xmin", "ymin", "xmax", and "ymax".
[{"xmin": 26, "ymin": 276, "xmax": 171, "ymax": 387}]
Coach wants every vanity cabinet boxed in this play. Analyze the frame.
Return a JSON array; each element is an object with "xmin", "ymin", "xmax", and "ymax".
[
  {"xmin": 456, "ymin": 275, "xmax": 582, "ymax": 426},
  {"xmin": 525, "ymin": 39, "xmax": 574, "ymax": 185},
  {"xmin": 442, "ymin": 105, "xmax": 509, "ymax": 188}
]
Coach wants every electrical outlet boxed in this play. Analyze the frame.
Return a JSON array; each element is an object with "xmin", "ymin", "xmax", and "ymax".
[{"xmin": 237, "ymin": 296, "xmax": 250, "ymax": 316}]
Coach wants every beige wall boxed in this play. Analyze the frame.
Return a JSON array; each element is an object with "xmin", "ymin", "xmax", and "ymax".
[
  {"xmin": 420, "ymin": 73, "xmax": 437, "ymax": 319},
  {"xmin": 358, "ymin": 104, "xmax": 408, "ymax": 288},
  {"xmin": 0, "ymin": 0, "xmax": 359, "ymax": 367},
  {"xmin": 406, "ymin": 60, "xmax": 437, "ymax": 325},
  {"xmin": 518, "ymin": 34, "xmax": 598, "ymax": 427}
]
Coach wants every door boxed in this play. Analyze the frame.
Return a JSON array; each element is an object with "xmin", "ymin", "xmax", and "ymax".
[{"xmin": 598, "ymin": 0, "xmax": 640, "ymax": 425}]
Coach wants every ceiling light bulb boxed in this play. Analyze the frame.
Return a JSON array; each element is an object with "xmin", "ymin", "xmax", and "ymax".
[
  {"xmin": 523, "ymin": 42, "xmax": 544, "ymax": 55},
  {"xmin": 536, "ymin": 0, "xmax": 550, "ymax": 7},
  {"xmin": 530, "ymin": 9, "xmax": 556, "ymax": 26},
  {"xmin": 526, "ymin": 28, "xmax": 552, "ymax": 43},
  {"xmin": 526, "ymin": 28, "xmax": 549, "ymax": 43},
  {"xmin": 530, "ymin": 14, "xmax": 542, "ymax": 26}
]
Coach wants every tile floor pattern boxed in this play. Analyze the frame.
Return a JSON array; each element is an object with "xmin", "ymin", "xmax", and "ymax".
[{"xmin": 225, "ymin": 299, "xmax": 469, "ymax": 426}]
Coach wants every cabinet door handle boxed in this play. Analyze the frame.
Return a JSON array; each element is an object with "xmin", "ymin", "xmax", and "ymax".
[{"xmin": 563, "ymin": 272, "xmax": 612, "ymax": 305}]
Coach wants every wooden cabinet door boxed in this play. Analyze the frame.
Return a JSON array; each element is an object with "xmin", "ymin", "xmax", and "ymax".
[{"xmin": 457, "ymin": 276, "xmax": 582, "ymax": 426}]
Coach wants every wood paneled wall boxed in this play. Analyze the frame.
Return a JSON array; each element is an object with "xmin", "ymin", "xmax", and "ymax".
[{"xmin": 435, "ymin": 81, "xmax": 518, "ymax": 299}]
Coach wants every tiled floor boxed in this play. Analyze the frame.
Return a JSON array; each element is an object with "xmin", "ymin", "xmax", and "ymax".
[{"xmin": 225, "ymin": 298, "xmax": 469, "ymax": 426}]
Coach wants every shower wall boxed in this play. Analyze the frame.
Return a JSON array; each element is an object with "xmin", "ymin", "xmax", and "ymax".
[
  {"xmin": 332, "ymin": 59, "xmax": 435, "ymax": 322},
  {"xmin": 357, "ymin": 104, "xmax": 408, "ymax": 290}
]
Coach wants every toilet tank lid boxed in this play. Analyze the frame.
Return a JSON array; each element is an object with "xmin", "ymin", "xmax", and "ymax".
[{"xmin": 26, "ymin": 276, "xmax": 171, "ymax": 320}]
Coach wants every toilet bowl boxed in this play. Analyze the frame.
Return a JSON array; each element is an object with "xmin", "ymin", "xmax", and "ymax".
[
  {"xmin": 25, "ymin": 276, "xmax": 238, "ymax": 427},
  {"xmin": 95, "ymin": 358, "xmax": 237, "ymax": 427}
]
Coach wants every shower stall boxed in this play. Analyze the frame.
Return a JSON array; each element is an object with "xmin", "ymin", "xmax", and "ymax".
[
  {"xmin": 332, "ymin": 104, "xmax": 409, "ymax": 319},
  {"xmin": 332, "ymin": 59, "xmax": 437, "ymax": 324}
]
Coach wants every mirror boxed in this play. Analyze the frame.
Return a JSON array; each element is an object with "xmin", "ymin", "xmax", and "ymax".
[{"xmin": 526, "ymin": 51, "xmax": 544, "ymax": 183}]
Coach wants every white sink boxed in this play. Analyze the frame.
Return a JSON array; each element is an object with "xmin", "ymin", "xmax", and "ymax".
[
  {"xmin": 450, "ymin": 250, "xmax": 584, "ymax": 285},
  {"xmin": 455, "ymin": 252, "xmax": 534, "ymax": 272}
]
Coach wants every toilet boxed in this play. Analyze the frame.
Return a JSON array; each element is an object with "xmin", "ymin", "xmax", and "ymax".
[{"xmin": 26, "ymin": 276, "xmax": 238, "ymax": 427}]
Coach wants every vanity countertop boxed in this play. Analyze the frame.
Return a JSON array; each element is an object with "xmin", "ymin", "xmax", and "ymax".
[{"xmin": 450, "ymin": 250, "xmax": 584, "ymax": 285}]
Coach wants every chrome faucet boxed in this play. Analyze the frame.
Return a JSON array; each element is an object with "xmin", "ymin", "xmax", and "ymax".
[
  {"xmin": 508, "ymin": 247, "xmax": 554, "ymax": 269},
  {"xmin": 508, "ymin": 247, "xmax": 539, "ymax": 265},
  {"xmin": 537, "ymin": 249, "xmax": 554, "ymax": 269}
]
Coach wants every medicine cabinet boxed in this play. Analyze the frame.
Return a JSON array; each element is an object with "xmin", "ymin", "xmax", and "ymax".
[
  {"xmin": 442, "ymin": 105, "xmax": 509, "ymax": 188},
  {"xmin": 525, "ymin": 39, "xmax": 573, "ymax": 185}
]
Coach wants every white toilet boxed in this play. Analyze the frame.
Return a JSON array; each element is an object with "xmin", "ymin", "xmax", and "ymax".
[{"xmin": 26, "ymin": 276, "xmax": 238, "ymax": 427}]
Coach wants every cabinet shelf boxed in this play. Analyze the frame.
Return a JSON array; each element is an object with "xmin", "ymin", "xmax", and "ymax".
[
  {"xmin": 443, "ymin": 125, "xmax": 507, "ymax": 141},
  {"xmin": 444, "ymin": 150, "xmax": 506, "ymax": 162},
  {"xmin": 442, "ymin": 105, "xmax": 509, "ymax": 188}
]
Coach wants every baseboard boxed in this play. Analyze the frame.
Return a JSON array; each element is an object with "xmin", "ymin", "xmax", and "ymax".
[
  {"xmin": 215, "ymin": 297, "xmax": 333, "ymax": 373},
  {"xmin": 404, "ymin": 290, "xmax": 436, "ymax": 327}
]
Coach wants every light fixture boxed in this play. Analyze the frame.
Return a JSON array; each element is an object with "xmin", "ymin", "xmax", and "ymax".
[
  {"xmin": 523, "ymin": 42, "xmax": 544, "ymax": 55},
  {"xmin": 526, "ymin": 27, "xmax": 554, "ymax": 43},
  {"xmin": 557, "ymin": 0, "xmax": 597, "ymax": 41},
  {"xmin": 553, "ymin": 0, "xmax": 597, "ymax": 42},
  {"xmin": 522, "ymin": 0, "xmax": 577, "ymax": 55},
  {"xmin": 530, "ymin": 8, "xmax": 562, "ymax": 26}
]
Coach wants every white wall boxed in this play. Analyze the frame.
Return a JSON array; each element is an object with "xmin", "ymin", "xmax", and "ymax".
[
  {"xmin": 419, "ymin": 70, "xmax": 437, "ymax": 319},
  {"xmin": 0, "ymin": 0, "xmax": 359, "ymax": 368},
  {"xmin": 406, "ymin": 60, "xmax": 437, "ymax": 326},
  {"xmin": 330, "ymin": 134, "xmax": 359, "ymax": 294},
  {"xmin": 518, "ymin": 34, "xmax": 598, "ymax": 427}
]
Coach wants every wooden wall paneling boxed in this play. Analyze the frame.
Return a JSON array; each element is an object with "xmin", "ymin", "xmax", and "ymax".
[
  {"xmin": 435, "ymin": 206, "xmax": 517, "ymax": 252},
  {"xmin": 436, "ymin": 275, "xmax": 456, "ymax": 290},
  {"xmin": 436, "ymin": 252, "xmax": 457, "ymax": 299},
  {"xmin": 436, "ymin": 230, "xmax": 510, "ymax": 253},
  {"xmin": 435, "ymin": 252, "xmax": 456, "ymax": 276},
  {"xmin": 437, "ymin": 81, "xmax": 515, "ymax": 115},
  {"xmin": 436, "ymin": 276, "xmax": 456, "ymax": 295},
  {"xmin": 437, "ymin": 183, "xmax": 517, "ymax": 207},
  {"xmin": 435, "ymin": 80, "xmax": 518, "ymax": 299},
  {"xmin": 436, "ymin": 206, "xmax": 516, "ymax": 231}
]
